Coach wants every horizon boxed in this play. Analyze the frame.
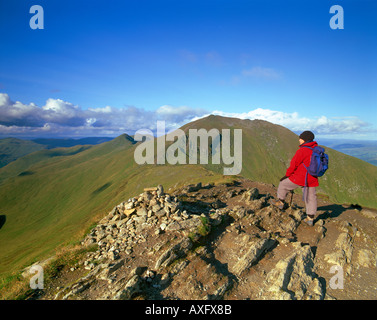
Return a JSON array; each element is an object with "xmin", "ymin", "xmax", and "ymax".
[
  {"xmin": 1, "ymin": 114, "xmax": 376, "ymax": 168},
  {"xmin": 2, "ymin": 115, "xmax": 376, "ymax": 167},
  {"xmin": 1, "ymin": 115, "xmax": 376, "ymax": 142},
  {"xmin": 1, "ymin": 0, "xmax": 376, "ymax": 140}
]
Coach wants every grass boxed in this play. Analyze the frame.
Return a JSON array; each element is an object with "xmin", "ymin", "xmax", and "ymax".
[
  {"xmin": 0, "ymin": 243, "xmax": 97, "ymax": 300},
  {"xmin": 0, "ymin": 115, "xmax": 376, "ymax": 294},
  {"xmin": 0, "ymin": 134, "xmax": 225, "ymax": 280},
  {"xmin": 0, "ymin": 145, "xmax": 92, "ymax": 184},
  {"xmin": 0, "ymin": 138, "xmax": 46, "ymax": 168},
  {"xmin": 198, "ymin": 216, "xmax": 211, "ymax": 237},
  {"xmin": 188, "ymin": 216, "xmax": 212, "ymax": 244}
]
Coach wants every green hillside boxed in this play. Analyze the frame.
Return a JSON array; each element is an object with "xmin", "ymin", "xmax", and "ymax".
[
  {"xmin": 32, "ymin": 137, "xmax": 113, "ymax": 149},
  {"xmin": 0, "ymin": 138, "xmax": 46, "ymax": 168},
  {"xmin": 182, "ymin": 115, "xmax": 377, "ymax": 207},
  {"xmin": 0, "ymin": 137, "xmax": 114, "ymax": 171},
  {"xmin": 0, "ymin": 133, "xmax": 223, "ymax": 276},
  {"xmin": 0, "ymin": 145, "xmax": 91, "ymax": 184},
  {"xmin": 0, "ymin": 115, "xmax": 376, "ymax": 280}
]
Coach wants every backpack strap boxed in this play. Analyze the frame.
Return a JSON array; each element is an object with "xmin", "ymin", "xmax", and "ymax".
[{"xmin": 302, "ymin": 171, "xmax": 309, "ymax": 203}]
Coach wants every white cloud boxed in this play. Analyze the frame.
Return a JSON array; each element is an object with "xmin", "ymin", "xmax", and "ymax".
[
  {"xmin": 88, "ymin": 106, "xmax": 112, "ymax": 113},
  {"xmin": 42, "ymin": 98, "xmax": 78, "ymax": 115},
  {"xmin": 0, "ymin": 93, "xmax": 11, "ymax": 106},
  {"xmin": 0, "ymin": 93, "xmax": 44, "ymax": 127},
  {"xmin": 156, "ymin": 105, "xmax": 207, "ymax": 125},
  {"xmin": 208, "ymin": 108, "xmax": 372, "ymax": 135},
  {"xmin": 0, "ymin": 92, "xmax": 373, "ymax": 139},
  {"xmin": 0, "ymin": 93, "xmax": 207, "ymax": 138},
  {"xmin": 42, "ymin": 98, "xmax": 84, "ymax": 126}
]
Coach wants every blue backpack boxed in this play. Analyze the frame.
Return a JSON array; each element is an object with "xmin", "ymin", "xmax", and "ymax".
[{"xmin": 302, "ymin": 146, "xmax": 329, "ymax": 178}]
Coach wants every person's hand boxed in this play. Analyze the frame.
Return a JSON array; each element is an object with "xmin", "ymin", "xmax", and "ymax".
[{"xmin": 280, "ymin": 175, "xmax": 288, "ymax": 181}]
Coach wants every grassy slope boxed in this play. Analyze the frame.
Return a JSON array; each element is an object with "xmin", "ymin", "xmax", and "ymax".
[
  {"xmin": 0, "ymin": 116, "xmax": 376, "ymax": 278},
  {"xmin": 318, "ymin": 148, "xmax": 377, "ymax": 206},
  {"xmin": 0, "ymin": 145, "xmax": 92, "ymax": 184},
  {"xmin": 0, "ymin": 138, "xmax": 46, "ymax": 168},
  {"xmin": 0, "ymin": 134, "xmax": 223, "ymax": 276},
  {"xmin": 180, "ymin": 115, "xmax": 377, "ymax": 207}
]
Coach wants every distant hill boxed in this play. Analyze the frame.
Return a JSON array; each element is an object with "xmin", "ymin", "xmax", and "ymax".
[
  {"xmin": 32, "ymin": 137, "xmax": 113, "ymax": 149},
  {"xmin": 0, "ymin": 133, "xmax": 222, "ymax": 276},
  {"xmin": 0, "ymin": 145, "xmax": 92, "ymax": 184},
  {"xmin": 320, "ymin": 138, "xmax": 377, "ymax": 166},
  {"xmin": 0, "ymin": 137, "xmax": 114, "ymax": 169},
  {"xmin": 0, "ymin": 138, "xmax": 46, "ymax": 168},
  {"xmin": 0, "ymin": 116, "xmax": 376, "ymax": 280},
  {"xmin": 179, "ymin": 115, "xmax": 377, "ymax": 207}
]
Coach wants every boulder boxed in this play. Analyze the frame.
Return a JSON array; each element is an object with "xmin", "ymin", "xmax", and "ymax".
[
  {"xmin": 157, "ymin": 184, "xmax": 164, "ymax": 198},
  {"xmin": 242, "ymin": 187, "xmax": 259, "ymax": 202},
  {"xmin": 113, "ymin": 275, "xmax": 143, "ymax": 300},
  {"xmin": 155, "ymin": 238, "xmax": 193, "ymax": 269},
  {"xmin": 231, "ymin": 237, "xmax": 277, "ymax": 276},
  {"xmin": 262, "ymin": 244, "xmax": 321, "ymax": 300}
]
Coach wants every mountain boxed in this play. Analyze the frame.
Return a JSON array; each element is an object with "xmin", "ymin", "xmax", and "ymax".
[
  {"xmin": 0, "ymin": 145, "xmax": 91, "ymax": 184},
  {"xmin": 0, "ymin": 137, "xmax": 114, "ymax": 169},
  {"xmin": 179, "ymin": 115, "xmax": 377, "ymax": 207},
  {"xmin": 31, "ymin": 137, "xmax": 113, "ymax": 149},
  {"xmin": 0, "ymin": 138, "xmax": 46, "ymax": 168},
  {"xmin": 0, "ymin": 132, "xmax": 224, "ymax": 277},
  {"xmin": 0, "ymin": 115, "xmax": 376, "ymax": 284}
]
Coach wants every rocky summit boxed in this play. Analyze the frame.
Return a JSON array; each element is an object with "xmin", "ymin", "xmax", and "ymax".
[{"xmin": 36, "ymin": 178, "xmax": 377, "ymax": 300}]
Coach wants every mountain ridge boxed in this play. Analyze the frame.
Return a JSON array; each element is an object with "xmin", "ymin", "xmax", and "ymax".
[
  {"xmin": 6, "ymin": 178, "xmax": 377, "ymax": 300},
  {"xmin": 178, "ymin": 116, "xmax": 377, "ymax": 207},
  {"xmin": 0, "ymin": 138, "xmax": 46, "ymax": 168},
  {"xmin": 0, "ymin": 136, "xmax": 115, "ymax": 169},
  {"xmin": 0, "ymin": 115, "xmax": 376, "ymax": 285}
]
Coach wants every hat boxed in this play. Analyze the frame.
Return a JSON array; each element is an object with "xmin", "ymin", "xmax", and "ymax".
[{"xmin": 299, "ymin": 131, "xmax": 315, "ymax": 142}]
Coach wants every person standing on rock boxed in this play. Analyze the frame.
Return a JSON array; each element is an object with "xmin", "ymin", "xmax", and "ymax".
[{"xmin": 271, "ymin": 131, "xmax": 318, "ymax": 226}]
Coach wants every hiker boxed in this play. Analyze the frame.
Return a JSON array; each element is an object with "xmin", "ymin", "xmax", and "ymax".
[{"xmin": 271, "ymin": 131, "xmax": 318, "ymax": 226}]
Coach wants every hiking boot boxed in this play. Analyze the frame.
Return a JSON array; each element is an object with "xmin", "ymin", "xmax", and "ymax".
[
  {"xmin": 303, "ymin": 217, "xmax": 314, "ymax": 226},
  {"xmin": 270, "ymin": 199, "xmax": 285, "ymax": 210}
]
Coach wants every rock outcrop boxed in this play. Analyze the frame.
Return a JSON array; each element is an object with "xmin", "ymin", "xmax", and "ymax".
[
  {"xmin": 37, "ymin": 178, "xmax": 377, "ymax": 300},
  {"xmin": 261, "ymin": 243, "xmax": 323, "ymax": 300}
]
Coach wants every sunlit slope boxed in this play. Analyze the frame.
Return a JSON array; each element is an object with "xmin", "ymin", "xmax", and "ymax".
[
  {"xmin": 180, "ymin": 115, "xmax": 377, "ymax": 207},
  {"xmin": 0, "ymin": 134, "xmax": 222, "ymax": 275},
  {"xmin": 1, "ymin": 116, "xmax": 376, "ymax": 277},
  {"xmin": 0, "ymin": 138, "xmax": 46, "ymax": 168},
  {"xmin": 0, "ymin": 145, "xmax": 91, "ymax": 184}
]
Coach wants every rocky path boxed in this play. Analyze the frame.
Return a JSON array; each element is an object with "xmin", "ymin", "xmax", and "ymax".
[{"xmin": 35, "ymin": 178, "xmax": 377, "ymax": 300}]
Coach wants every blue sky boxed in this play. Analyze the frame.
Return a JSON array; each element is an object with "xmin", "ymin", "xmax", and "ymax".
[{"xmin": 0, "ymin": 0, "xmax": 376, "ymax": 139}]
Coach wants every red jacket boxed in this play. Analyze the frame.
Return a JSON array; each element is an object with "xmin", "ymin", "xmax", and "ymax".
[{"xmin": 286, "ymin": 141, "xmax": 319, "ymax": 187}]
